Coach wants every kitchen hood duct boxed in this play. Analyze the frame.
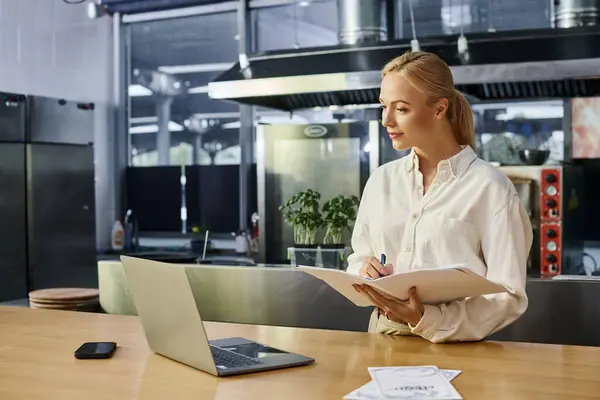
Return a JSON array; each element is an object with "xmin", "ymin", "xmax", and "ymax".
[
  {"xmin": 208, "ymin": 27, "xmax": 600, "ymax": 110},
  {"xmin": 554, "ymin": 0, "xmax": 600, "ymax": 27},
  {"xmin": 337, "ymin": 0, "xmax": 387, "ymax": 45}
]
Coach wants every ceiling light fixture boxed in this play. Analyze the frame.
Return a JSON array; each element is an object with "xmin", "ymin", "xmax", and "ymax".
[
  {"xmin": 128, "ymin": 84, "xmax": 152, "ymax": 97},
  {"xmin": 187, "ymin": 85, "xmax": 209, "ymax": 94},
  {"xmin": 157, "ymin": 63, "xmax": 233, "ymax": 75},
  {"xmin": 408, "ymin": 0, "xmax": 420, "ymax": 51},
  {"xmin": 129, "ymin": 121, "xmax": 184, "ymax": 134},
  {"xmin": 457, "ymin": 0, "xmax": 470, "ymax": 62}
]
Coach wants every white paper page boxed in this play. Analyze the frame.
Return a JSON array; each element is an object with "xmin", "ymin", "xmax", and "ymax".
[
  {"xmin": 440, "ymin": 370, "xmax": 461, "ymax": 381},
  {"xmin": 344, "ymin": 369, "xmax": 461, "ymax": 400},
  {"xmin": 297, "ymin": 265, "xmax": 506, "ymax": 307},
  {"xmin": 373, "ymin": 267, "xmax": 507, "ymax": 305},
  {"xmin": 343, "ymin": 380, "xmax": 391, "ymax": 400},
  {"xmin": 296, "ymin": 266, "xmax": 375, "ymax": 306},
  {"xmin": 368, "ymin": 366, "xmax": 463, "ymax": 400}
]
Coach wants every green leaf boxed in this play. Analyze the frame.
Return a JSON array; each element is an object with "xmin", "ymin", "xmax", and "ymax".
[{"xmin": 321, "ymin": 194, "xmax": 360, "ymax": 244}]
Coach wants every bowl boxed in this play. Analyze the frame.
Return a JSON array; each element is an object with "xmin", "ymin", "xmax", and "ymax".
[{"xmin": 518, "ymin": 149, "xmax": 550, "ymax": 165}]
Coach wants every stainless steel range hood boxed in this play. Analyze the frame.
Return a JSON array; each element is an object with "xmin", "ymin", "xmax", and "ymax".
[{"xmin": 208, "ymin": 26, "xmax": 600, "ymax": 111}]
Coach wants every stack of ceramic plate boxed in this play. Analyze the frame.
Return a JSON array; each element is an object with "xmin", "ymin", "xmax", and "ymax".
[{"xmin": 28, "ymin": 288, "xmax": 100, "ymax": 312}]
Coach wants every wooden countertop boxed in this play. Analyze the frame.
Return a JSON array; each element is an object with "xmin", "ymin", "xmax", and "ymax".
[{"xmin": 2, "ymin": 307, "xmax": 600, "ymax": 400}]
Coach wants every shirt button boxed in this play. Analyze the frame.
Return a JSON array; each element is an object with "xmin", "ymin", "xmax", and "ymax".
[
  {"xmin": 412, "ymin": 213, "xmax": 419, "ymax": 220},
  {"xmin": 416, "ymin": 185, "xmax": 422, "ymax": 191},
  {"xmin": 405, "ymin": 247, "xmax": 412, "ymax": 252}
]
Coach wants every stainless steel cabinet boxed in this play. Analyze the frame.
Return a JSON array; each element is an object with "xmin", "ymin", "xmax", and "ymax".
[
  {"xmin": 29, "ymin": 96, "xmax": 94, "ymax": 145},
  {"xmin": 0, "ymin": 144, "xmax": 28, "ymax": 301},
  {"xmin": 0, "ymin": 92, "xmax": 97, "ymax": 302},
  {"xmin": 0, "ymin": 93, "xmax": 27, "ymax": 142},
  {"xmin": 27, "ymin": 144, "xmax": 97, "ymax": 290}
]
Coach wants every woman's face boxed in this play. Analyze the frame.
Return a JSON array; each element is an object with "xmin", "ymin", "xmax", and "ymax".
[{"xmin": 379, "ymin": 73, "xmax": 446, "ymax": 151}]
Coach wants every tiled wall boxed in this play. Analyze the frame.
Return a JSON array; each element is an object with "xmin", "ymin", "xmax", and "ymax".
[
  {"xmin": 0, "ymin": 0, "xmax": 111, "ymax": 103},
  {"xmin": 0, "ymin": 0, "xmax": 115, "ymax": 249}
]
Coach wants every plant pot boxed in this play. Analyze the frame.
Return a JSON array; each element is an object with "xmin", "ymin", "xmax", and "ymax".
[
  {"xmin": 294, "ymin": 243, "xmax": 318, "ymax": 249},
  {"xmin": 319, "ymin": 244, "xmax": 345, "ymax": 270},
  {"xmin": 319, "ymin": 244, "xmax": 345, "ymax": 250},
  {"xmin": 289, "ymin": 245, "xmax": 319, "ymax": 267}
]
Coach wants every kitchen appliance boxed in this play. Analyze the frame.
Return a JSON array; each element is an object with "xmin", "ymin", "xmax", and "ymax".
[
  {"xmin": 498, "ymin": 165, "xmax": 584, "ymax": 277},
  {"xmin": 0, "ymin": 94, "xmax": 28, "ymax": 302},
  {"xmin": 519, "ymin": 149, "xmax": 551, "ymax": 165},
  {"xmin": 257, "ymin": 121, "xmax": 379, "ymax": 264},
  {"xmin": 0, "ymin": 92, "xmax": 97, "ymax": 302},
  {"xmin": 554, "ymin": 0, "xmax": 600, "ymax": 28},
  {"xmin": 210, "ymin": 24, "xmax": 600, "ymax": 108}
]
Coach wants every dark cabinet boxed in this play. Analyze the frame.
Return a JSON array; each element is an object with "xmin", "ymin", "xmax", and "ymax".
[{"xmin": 125, "ymin": 165, "xmax": 257, "ymax": 234}]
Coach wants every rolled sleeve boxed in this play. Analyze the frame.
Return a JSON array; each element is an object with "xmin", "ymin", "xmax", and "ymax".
[{"xmin": 410, "ymin": 194, "xmax": 532, "ymax": 343}]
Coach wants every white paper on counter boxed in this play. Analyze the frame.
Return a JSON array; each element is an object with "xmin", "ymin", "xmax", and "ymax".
[
  {"xmin": 344, "ymin": 367, "xmax": 462, "ymax": 400},
  {"xmin": 369, "ymin": 366, "xmax": 462, "ymax": 399}
]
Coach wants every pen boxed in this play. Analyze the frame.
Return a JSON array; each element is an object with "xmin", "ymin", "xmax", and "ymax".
[
  {"xmin": 379, "ymin": 253, "xmax": 386, "ymax": 277},
  {"xmin": 364, "ymin": 254, "xmax": 387, "ymax": 281}
]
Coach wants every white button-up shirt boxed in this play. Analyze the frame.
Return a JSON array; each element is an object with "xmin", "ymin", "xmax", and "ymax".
[{"xmin": 346, "ymin": 146, "xmax": 533, "ymax": 343}]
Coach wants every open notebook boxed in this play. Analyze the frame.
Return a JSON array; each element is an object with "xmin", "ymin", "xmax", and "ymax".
[{"xmin": 297, "ymin": 265, "xmax": 507, "ymax": 306}]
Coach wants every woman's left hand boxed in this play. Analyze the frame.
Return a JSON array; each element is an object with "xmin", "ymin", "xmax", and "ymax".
[{"xmin": 354, "ymin": 285, "xmax": 425, "ymax": 326}]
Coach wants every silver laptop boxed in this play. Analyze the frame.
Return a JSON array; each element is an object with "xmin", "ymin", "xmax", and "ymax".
[{"xmin": 120, "ymin": 256, "xmax": 315, "ymax": 376}]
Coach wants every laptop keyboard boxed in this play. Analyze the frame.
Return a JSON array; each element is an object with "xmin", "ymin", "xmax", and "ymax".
[{"xmin": 210, "ymin": 345, "xmax": 262, "ymax": 369}]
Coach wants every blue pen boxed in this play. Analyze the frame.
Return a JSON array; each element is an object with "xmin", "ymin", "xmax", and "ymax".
[{"xmin": 364, "ymin": 253, "xmax": 387, "ymax": 281}]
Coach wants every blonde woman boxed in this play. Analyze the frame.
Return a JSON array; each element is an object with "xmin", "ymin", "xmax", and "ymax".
[{"xmin": 346, "ymin": 51, "xmax": 533, "ymax": 343}]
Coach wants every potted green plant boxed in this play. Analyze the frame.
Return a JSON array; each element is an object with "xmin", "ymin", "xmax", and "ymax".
[
  {"xmin": 320, "ymin": 195, "xmax": 360, "ymax": 268},
  {"xmin": 322, "ymin": 195, "xmax": 360, "ymax": 246},
  {"xmin": 279, "ymin": 189, "xmax": 324, "ymax": 266}
]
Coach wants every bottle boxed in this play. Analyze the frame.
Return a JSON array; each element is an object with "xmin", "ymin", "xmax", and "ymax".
[
  {"xmin": 123, "ymin": 209, "xmax": 139, "ymax": 252},
  {"xmin": 111, "ymin": 220, "xmax": 125, "ymax": 251},
  {"xmin": 250, "ymin": 212, "xmax": 259, "ymax": 254},
  {"xmin": 235, "ymin": 230, "xmax": 248, "ymax": 255}
]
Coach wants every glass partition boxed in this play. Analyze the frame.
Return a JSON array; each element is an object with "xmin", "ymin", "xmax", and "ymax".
[
  {"xmin": 472, "ymin": 100, "xmax": 565, "ymax": 165},
  {"xmin": 120, "ymin": 1, "xmax": 562, "ymax": 237},
  {"xmin": 124, "ymin": 0, "xmax": 560, "ymax": 168},
  {"xmin": 126, "ymin": 10, "xmax": 240, "ymax": 167}
]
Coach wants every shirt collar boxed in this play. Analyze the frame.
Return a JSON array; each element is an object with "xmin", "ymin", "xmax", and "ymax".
[{"xmin": 405, "ymin": 145, "xmax": 478, "ymax": 178}]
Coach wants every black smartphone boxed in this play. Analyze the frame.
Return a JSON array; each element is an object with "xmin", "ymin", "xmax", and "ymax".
[{"xmin": 74, "ymin": 342, "xmax": 117, "ymax": 359}]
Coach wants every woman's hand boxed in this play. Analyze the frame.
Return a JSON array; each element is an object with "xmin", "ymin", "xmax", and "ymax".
[
  {"xmin": 359, "ymin": 256, "xmax": 393, "ymax": 279},
  {"xmin": 354, "ymin": 285, "xmax": 425, "ymax": 326}
]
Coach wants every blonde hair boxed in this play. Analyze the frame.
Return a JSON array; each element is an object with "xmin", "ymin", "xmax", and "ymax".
[{"xmin": 382, "ymin": 51, "xmax": 475, "ymax": 149}]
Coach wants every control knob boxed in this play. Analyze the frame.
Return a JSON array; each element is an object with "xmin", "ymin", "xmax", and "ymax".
[
  {"xmin": 546, "ymin": 254, "xmax": 557, "ymax": 263},
  {"xmin": 545, "ymin": 174, "xmax": 557, "ymax": 183},
  {"xmin": 546, "ymin": 229, "xmax": 557, "ymax": 238},
  {"xmin": 545, "ymin": 199, "xmax": 557, "ymax": 208}
]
